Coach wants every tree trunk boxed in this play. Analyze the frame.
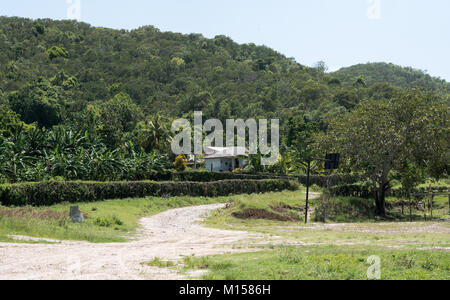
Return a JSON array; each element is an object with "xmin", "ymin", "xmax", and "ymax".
[{"xmin": 375, "ymin": 183, "xmax": 387, "ymax": 216}]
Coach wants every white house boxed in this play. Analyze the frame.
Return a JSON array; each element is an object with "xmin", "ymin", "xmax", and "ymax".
[{"xmin": 204, "ymin": 147, "xmax": 249, "ymax": 172}]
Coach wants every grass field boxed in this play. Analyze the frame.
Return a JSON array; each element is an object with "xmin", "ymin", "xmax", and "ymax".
[
  {"xmin": 181, "ymin": 245, "xmax": 450, "ymax": 280},
  {"xmin": 0, "ymin": 190, "xmax": 308, "ymax": 243},
  {"xmin": 1, "ymin": 187, "xmax": 449, "ymax": 280},
  {"xmin": 181, "ymin": 189, "xmax": 450, "ymax": 280},
  {"xmin": 0, "ymin": 196, "xmax": 230, "ymax": 243}
]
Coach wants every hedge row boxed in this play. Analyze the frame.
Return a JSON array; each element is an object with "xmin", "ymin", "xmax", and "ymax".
[
  {"xmin": 328, "ymin": 183, "xmax": 373, "ymax": 198},
  {"xmin": 0, "ymin": 179, "xmax": 299, "ymax": 207},
  {"xmin": 48, "ymin": 170, "xmax": 360, "ymax": 187},
  {"xmin": 329, "ymin": 183, "xmax": 449, "ymax": 199},
  {"xmin": 389, "ymin": 186, "xmax": 449, "ymax": 198},
  {"xmin": 167, "ymin": 171, "xmax": 361, "ymax": 187}
]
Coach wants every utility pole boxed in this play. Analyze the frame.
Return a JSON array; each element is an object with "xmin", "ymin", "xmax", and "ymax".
[
  {"xmin": 305, "ymin": 159, "xmax": 311, "ymax": 224},
  {"xmin": 304, "ymin": 154, "xmax": 340, "ymax": 224}
]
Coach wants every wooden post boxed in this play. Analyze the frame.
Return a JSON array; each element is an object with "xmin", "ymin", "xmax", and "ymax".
[
  {"xmin": 304, "ymin": 160, "xmax": 311, "ymax": 224},
  {"xmin": 430, "ymin": 194, "xmax": 434, "ymax": 220},
  {"xmin": 323, "ymin": 176, "xmax": 331, "ymax": 223},
  {"xmin": 428, "ymin": 185, "xmax": 432, "ymax": 221},
  {"xmin": 448, "ymin": 194, "xmax": 450, "ymax": 214},
  {"xmin": 409, "ymin": 197, "xmax": 412, "ymax": 222},
  {"xmin": 424, "ymin": 200, "xmax": 427, "ymax": 221}
]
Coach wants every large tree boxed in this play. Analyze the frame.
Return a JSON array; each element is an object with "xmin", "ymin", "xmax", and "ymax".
[{"xmin": 316, "ymin": 89, "xmax": 449, "ymax": 216}]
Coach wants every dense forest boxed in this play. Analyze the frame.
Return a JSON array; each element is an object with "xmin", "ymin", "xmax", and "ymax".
[
  {"xmin": 332, "ymin": 62, "xmax": 450, "ymax": 93},
  {"xmin": 1, "ymin": 17, "xmax": 448, "ymax": 127},
  {"xmin": 0, "ymin": 17, "xmax": 449, "ymax": 193}
]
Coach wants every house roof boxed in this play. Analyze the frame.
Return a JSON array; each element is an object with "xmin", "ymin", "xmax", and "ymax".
[{"xmin": 203, "ymin": 146, "xmax": 248, "ymax": 159}]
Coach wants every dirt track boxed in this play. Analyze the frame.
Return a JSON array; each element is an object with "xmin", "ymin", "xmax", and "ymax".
[{"xmin": 0, "ymin": 204, "xmax": 257, "ymax": 280}]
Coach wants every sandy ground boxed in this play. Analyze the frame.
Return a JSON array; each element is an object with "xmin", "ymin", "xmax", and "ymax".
[{"xmin": 0, "ymin": 204, "xmax": 259, "ymax": 280}]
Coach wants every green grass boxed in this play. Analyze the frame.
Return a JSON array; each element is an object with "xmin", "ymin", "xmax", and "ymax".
[
  {"xmin": 1, "ymin": 186, "xmax": 449, "ymax": 280},
  {"xmin": 0, "ymin": 235, "xmax": 59, "ymax": 244},
  {"xmin": 144, "ymin": 257, "xmax": 177, "ymax": 268},
  {"xmin": 0, "ymin": 195, "xmax": 230, "ymax": 243},
  {"xmin": 182, "ymin": 245, "xmax": 450, "ymax": 280},
  {"xmin": 193, "ymin": 189, "xmax": 450, "ymax": 280},
  {"xmin": 204, "ymin": 190, "xmax": 450, "ymax": 248},
  {"xmin": 386, "ymin": 194, "xmax": 450, "ymax": 221},
  {"xmin": 0, "ymin": 189, "xmax": 307, "ymax": 243}
]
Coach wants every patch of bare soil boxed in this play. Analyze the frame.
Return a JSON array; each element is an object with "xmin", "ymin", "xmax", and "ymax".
[{"xmin": 0, "ymin": 204, "xmax": 260, "ymax": 280}]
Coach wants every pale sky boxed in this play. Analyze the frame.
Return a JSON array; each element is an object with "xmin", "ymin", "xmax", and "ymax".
[{"xmin": 1, "ymin": 0, "xmax": 449, "ymax": 81}]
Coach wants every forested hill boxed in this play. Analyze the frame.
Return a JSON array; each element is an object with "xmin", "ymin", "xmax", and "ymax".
[
  {"xmin": 0, "ymin": 16, "xmax": 449, "ymax": 133},
  {"xmin": 332, "ymin": 62, "xmax": 450, "ymax": 93}
]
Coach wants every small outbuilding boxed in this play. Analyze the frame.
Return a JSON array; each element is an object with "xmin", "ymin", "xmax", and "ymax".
[{"xmin": 204, "ymin": 147, "xmax": 249, "ymax": 172}]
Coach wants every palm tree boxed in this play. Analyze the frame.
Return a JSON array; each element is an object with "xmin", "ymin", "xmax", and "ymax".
[
  {"xmin": 354, "ymin": 76, "xmax": 367, "ymax": 88},
  {"xmin": 136, "ymin": 114, "xmax": 173, "ymax": 152}
]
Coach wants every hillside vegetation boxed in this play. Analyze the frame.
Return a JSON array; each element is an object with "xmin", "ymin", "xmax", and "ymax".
[
  {"xmin": 1, "ymin": 16, "xmax": 448, "ymax": 133},
  {"xmin": 0, "ymin": 18, "xmax": 448, "ymax": 218},
  {"xmin": 332, "ymin": 62, "xmax": 450, "ymax": 93}
]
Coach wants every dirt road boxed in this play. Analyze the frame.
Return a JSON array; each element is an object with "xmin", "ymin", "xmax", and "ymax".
[{"xmin": 0, "ymin": 204, "xmax": 257, "ymax": 280}]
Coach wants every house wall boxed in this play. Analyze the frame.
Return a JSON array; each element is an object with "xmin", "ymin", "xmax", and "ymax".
[
  {"xmin": 206, "ymin": 158, "xmax": 248, "ymax": 172},
  {"xmin": 205, "ymin": 158, "xmax": 223, "ymax": 172}
]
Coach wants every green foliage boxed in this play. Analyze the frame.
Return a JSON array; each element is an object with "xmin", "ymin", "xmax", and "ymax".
[
  {"xmin": 46, "ymin": 46, "xmax": 69, "ymax": 60},
  {"xmin": 184, "ymin": 247, "xmax": 450, "ymax": 280},
  {"xmin": 313, "ymin": 196, "xmax": 376, "ymax": 222},
  {"xmin": 1, "ymin": 16, "xmax": 446, "ymax": 137},
  {"xmin": 32, "ymin": 23, "xmax": 45, "ymax": 36},
  {"xmin": 96, "ymin": 92, "xmax": 144, "ymax": 147},
  {"xmin": 145, "ymin": 258, "xmax": 176, "ymax": 268},
  {"xmin": 0, "ymin": 193, "xmax": 232, "ymax": 243},
  {"xmin": 173, "ymin": 154, "xmax": 187, "ymax": 172},
  {"xmin": 332, "ymin": 62, "xmax": 450, "ymax": 94},
  {"xmin": 328, "ymin": 182, "xmax": 373, "ymax": 199},
  {"xmin": 0, "ymin": 16, "xmax": 449, "ymax": 193},
  {"xmin": 0, "ymin": 179, "xmax": 297, "ymax": 206},
  {"xmin": 133, "ymin": 114, "xmax": 172, "ymax": 152},
  {"xmin": 0, "ymin": 127, "xmax": 169, "ymax": 183},
  {"xmin": 93, "ymin": 215, "xmax": 123, "ymax": 227},
  {"xmin": 170, "ymin": 171, "xmax": 360, "ymax": 187},
  {"xmin": 0, "ymin": 105, "xmax": 34, "ymax": 136},
  {"xmin": 316, "ymin": 89, "xmax": 450, "ymax": 215}
]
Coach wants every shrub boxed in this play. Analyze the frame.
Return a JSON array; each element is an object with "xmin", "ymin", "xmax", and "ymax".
[
  {"xmin": 0, "ymin": 179, "xmax": 297, "ymax": 207},
  {"xmin": 328, "ymin": 182, "xmax": 373, "ymax": 198},
  {"xmin": 46, "ymin": 46, "xmax": 69, "ymax": 60},
  {"xmin": 389, "ymin": 186, "xmax": 449, "ymax": 198},
  {"xmin": 313, "ymin": 196, "xmax": 375, "ymax": 222},
  {"xmin": 328, "ymin": 182, "xmax": 449, "ymax": 199},
  {"xmin": 94, "ymin": 215, "xmax": 123, "ymax": 227},
  {"xmin": 173, "ymin": 154, "xmax": 187, "ymax": 172},
  {"xmin": 170, "ymin": 171, "xmax": 361, "ymax": 187}
]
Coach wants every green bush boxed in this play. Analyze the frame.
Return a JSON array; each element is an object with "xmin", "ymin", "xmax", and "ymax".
[
  {"xmin": 94, "ymin": 215, "xmax": 123, "ymax": 227},
  {"xmin": 328, "ymin": 182, "xmax": 449, "ymax": 199},
  {"xmin": 328, "ymin": 182, "xmax": 373, "ymax": 198},
  {"xmin": 170, "ymin": 171, "xmax": 361, "ymax": 187},
  {"xmin": 0, "ymin": 179, "xmax": 298, "ymax": 207},
  {"xmin": 389, "ymin": 186, "xmax": 449, "ymax": 198},
  {"xmin": 313, "ymin": 196, "xmax": 375, "ymax": 222}
]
